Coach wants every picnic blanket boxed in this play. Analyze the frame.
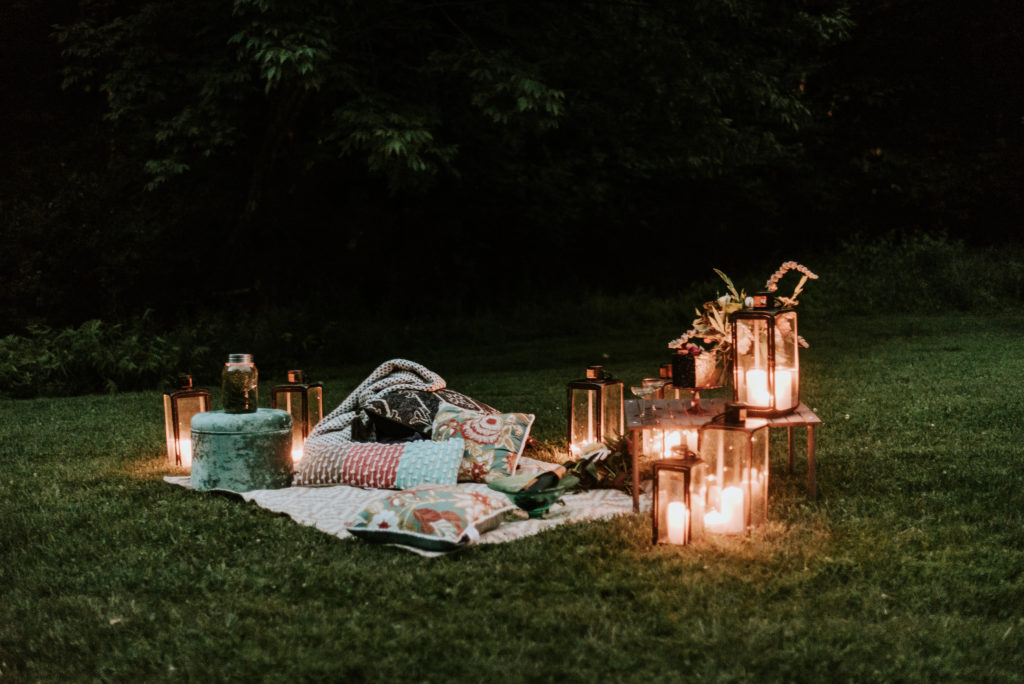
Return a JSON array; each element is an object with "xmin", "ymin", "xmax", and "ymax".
[{"xmin": 163, "ymin": 457, "xmax": 649, "ymax": 557}]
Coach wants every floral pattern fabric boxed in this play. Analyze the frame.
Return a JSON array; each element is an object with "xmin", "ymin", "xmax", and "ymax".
[
  {"xmin": 345, "ymin": 486, "xmax": 516, "ymax": 552},
  {"xmin": 361, "ymin": 388, "xmax": 498, "ymax": 440},
  {"xmin": 431, "ymin": 406, "xmax": 535, "ymax": 483}
]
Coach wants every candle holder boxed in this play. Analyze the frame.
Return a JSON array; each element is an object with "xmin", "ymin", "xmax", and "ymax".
[
  {"xmin": 697, "ymin": 403, "xmax": 769, "ymax": 535},
  {"xmin": 270, "ymin": 369, "xmax": 324, "ymax": 464},
  {"xmin": 653, "ymin": 450, "xmax": 706, "ymax": 545},
  {"xmin": 671, "ymin": 350, "xmax": 728, "ymax": 414},
  {"xmin": 567, "ymin": 365, "xmax": 624, "ymax": 458},
  {"xmin": 731, "ymin": 292, "xmax": 799, "ymax": 416},
  {"xmin": 162, "ymin": 374, "xmax": 211, "ymax": 468}
]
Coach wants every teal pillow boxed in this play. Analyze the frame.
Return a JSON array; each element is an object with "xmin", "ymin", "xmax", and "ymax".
[{"xmin": 345, "ymin": 486, "xmax": 516, "ymax": 552}]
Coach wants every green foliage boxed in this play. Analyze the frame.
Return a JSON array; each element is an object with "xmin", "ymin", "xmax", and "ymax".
[
  {"xmin": 51, "ymin": 0, "xmax": 851, "ymax": 207},
  {"xmin": 810, "ymin": 231, "xmax": 1024, "ymax": 315},
  {"xmin": 0, "ymin": 316, "xmax": 207, "ymax": 398}
]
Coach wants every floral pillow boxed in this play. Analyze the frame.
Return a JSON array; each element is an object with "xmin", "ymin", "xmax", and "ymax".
[
  {"xmin": 361, "ymin": 388, "xmax": 498, "ymax": 441},
  {"xmin": 431, "ymin": 406, "xmax": 535, "ymax": 483},
  {"xmin": 293, "ymin": 438, "xmax": 465, "ymax": 489},
  {"xmin": 345, "ymin": 486, "xmax": 516, "ymax": 552}
]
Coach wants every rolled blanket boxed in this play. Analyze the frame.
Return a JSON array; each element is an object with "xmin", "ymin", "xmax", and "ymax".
[{"xmin": 303, "ymin": 359, "xmax": 445, "ymax": 464}]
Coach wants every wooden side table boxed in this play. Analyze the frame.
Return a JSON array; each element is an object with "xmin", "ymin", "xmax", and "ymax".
[{"xmin": 625, "ymin": 398, "xmax": 822, "ymax": 512}]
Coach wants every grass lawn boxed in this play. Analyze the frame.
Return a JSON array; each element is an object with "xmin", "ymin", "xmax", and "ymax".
[{"xmin": 2, "ymin": 310, "xmax": 1023, "ymax": 682}]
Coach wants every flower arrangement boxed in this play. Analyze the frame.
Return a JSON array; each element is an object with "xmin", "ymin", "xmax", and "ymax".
[{"xmin": 668, "ymin": 261, "xmax": 819, "ymax": 356}]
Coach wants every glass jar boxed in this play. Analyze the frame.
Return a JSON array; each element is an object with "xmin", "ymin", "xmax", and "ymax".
[{"xmin": 222, "ymin": 353, "xmax": 258, "ymax": 413}]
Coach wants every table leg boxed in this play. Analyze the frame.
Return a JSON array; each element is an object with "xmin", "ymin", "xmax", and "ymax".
[
  {"xmin": 631, "ymin": 430, "xmax": 641, "ymax": 512},
  {"xmin": 807, "ymin": 425, "xmax": 817, "ymax": 500},
  {"xmin": 787, "ymin": 426, "xmax": 795, "ymax": 474}
]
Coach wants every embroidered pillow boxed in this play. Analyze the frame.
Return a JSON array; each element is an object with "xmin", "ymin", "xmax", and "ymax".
[
  {"xmin": 293, "ymin": 438, "xmax": 464, "ymax": 489},
  {"xmin": 431, "ymin": 407, "xmax": 535, "ymax": 483},
  {"xmin": 345, "ymin": 487, "xmax": 516, "ymax": 552},
  {"xmin": 361, "ymin": 388, "xmax": 498, "ymax": 440}
]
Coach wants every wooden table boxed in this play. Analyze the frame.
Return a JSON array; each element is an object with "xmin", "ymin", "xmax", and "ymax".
[{"xmin": 625, "ymin": 397, "xmax": 822, "ymax": 512}]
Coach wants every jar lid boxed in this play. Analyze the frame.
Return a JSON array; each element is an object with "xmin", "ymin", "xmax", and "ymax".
[
  {"xmin": 191, "ymin": 408, "xmax": 291, "ymax": 434},
  {"xmin": 227, "ymin": 353, "xmax": 254, "ymax": 364}
]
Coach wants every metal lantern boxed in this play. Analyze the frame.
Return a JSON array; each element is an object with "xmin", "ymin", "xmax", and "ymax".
[
  {"xmin": 567, "ymin": 365, "xmax": 624, "ymax": 457},
  {"xmin": 653, "ymin": 450, "xmax": 706, "ymax": 545},
  {"xmin": 270, "ymin": 369, "xmax": 324, "ymax": 464},
  {"xmin": 731, "ymin": 292, "xmax": 799, "ymax": 416},
  {"xmin": 697, "ymin": 403, "xmax": 769, "ymax": 535},
  {"xmin": 162, "ymin": 374, "xmax": 211, "ymax": 468},
  {"xmin": 658, "ymin": 363, "xmax": 683, "ymax": 400}
]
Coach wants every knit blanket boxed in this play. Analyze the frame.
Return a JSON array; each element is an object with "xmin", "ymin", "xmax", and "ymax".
[
  {"xmin": 304, "ymin": 359, "xmax": 445, "ymax": 462},
  {"xmin": 163, "ymin": 457, "xmax": 648, "ymax": 557}
]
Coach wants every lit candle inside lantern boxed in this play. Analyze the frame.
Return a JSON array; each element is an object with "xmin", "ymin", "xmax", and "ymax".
[
  {"xmin": 291, "ymin": 444, "xmax": 304, "ymax": 464},
  {"xmin": 746, "ymin": 369, "xmax": 794, "ymax": 408},
  {"xmin": 179, "ymin": 437, "xmax": 193, "ymax": 469},
  {"xmin": 704, "ymin": 486, "xmax": 744, "ymax": 534},
  {"xmin": 746, "ymin": 369, "xmax": 769, "ymax": 406},
  {"xmin": 667, "ymin": 501, "xmax": 689, "ymax": 544}
]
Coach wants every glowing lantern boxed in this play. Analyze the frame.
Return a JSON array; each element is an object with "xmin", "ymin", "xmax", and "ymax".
[
  {"xmin": 162, "ymin": 374, "xmax": 211, "ymax": 468},
  {"xmin": 697, "ymin": 404, "xmax": 769, "ymax": 535},
  {"xmin": 731, "ymin": 292, "xmax": 799, "ymax": 416},
  {"xmin": 270, "ymin": 369, "xmax": 324, "ymax": 464},
  {"xmin": 653, "ymin": 450, "xmax": 706, "ymax": 545},
  {"xmin": 567, "ymin": 365, "xmax": 624, "ymax": 457},
  {"xmin": 658, "ymin": 363, "xmax": 682, "ymax": 400}
]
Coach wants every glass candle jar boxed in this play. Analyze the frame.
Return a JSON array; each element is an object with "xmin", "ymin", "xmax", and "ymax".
[{"xmin": 222, "ymin": 353, "xmax": 258, "ymax": 413}]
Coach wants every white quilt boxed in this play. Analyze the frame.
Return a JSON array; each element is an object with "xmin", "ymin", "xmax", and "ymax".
[{"xmin": 163, "ymin": 457, "xmax": 649, "ymax": 556}]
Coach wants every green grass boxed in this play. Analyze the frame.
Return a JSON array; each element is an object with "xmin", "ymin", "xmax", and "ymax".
[{"xmin": 2, "ymin": 311, "xmax": 1024, "ymax": 682}]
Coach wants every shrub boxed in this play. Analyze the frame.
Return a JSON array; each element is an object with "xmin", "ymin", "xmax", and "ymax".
[{"xmin": 0, "ymin": 315, "xmax": 207, "ymax": 398}]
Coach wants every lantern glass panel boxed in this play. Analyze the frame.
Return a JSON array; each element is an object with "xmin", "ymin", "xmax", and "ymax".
[
  {"xmin": 655, "ymin": 469, "xmax": 691, "ymax": 545},
  {"xmin": 602, "ymin": 383, "xmax": 623, "ymax": 441},
  {"xmin": 734, "ymin": 317, "xmax": 770, "ymax": 408},
  {"xmin": 638, "ymin": 427, "xmax": 699, "ymax": 461},
  {"xmin": 570, "ymin": 387, "xmax": 599, "ymax": 448}
]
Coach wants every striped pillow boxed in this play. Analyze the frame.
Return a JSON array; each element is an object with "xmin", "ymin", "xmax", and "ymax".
[{"xmin": 293, "ymin": 438, "xmax": 465, "ymax": 489}]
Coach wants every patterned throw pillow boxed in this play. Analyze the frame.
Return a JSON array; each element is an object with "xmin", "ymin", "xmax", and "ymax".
[
  {"xmin": 431, "ymin": 406, "xmax": 535, "ymax": 483},
  {"xmin": 361, "ymin": 388, "xmax": 498, "ymax": 440},
  {"xmin": 293, "ymin": 438, "xmax": 465, "ymax": 489},
  {"xmin": 345, "ymin": 486, "xmax": 516, "ymax": 552}
]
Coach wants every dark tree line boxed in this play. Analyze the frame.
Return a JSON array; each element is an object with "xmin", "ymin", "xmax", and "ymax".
[{"xmin": 1, "ymin": 0, "xmax": 1021, "ymax": 333}]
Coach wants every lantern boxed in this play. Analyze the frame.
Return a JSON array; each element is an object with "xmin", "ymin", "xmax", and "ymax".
[
  {"xmin": 653, "ymin": 450, "xmax": 706, "ymax": 545},
  {"xmin": 567, "ymin": 365, "xmax": 624, "ymax": 457},
  {"xmin": 162, "ymin": 374, "xmax": 211, "ymax": 468},
  {"xmin": 731, "ymin": 292, "xmax": 799, "ymax": 416},
  {"xmin": 697, "ymin": 403, "xmax": 769, "ymax": 535},
  {"xmin": 270, "ymin": 369, "xmax": 324, "ymax": 464},
  {"xmin": 658, "ymin": 363, "xmax": 682, "ymax": 400}
]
